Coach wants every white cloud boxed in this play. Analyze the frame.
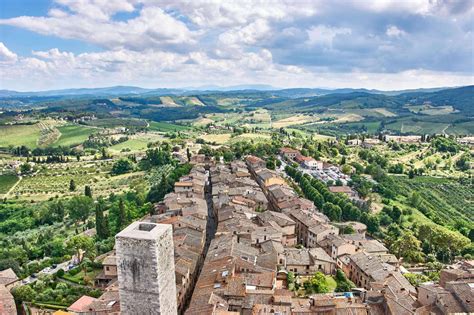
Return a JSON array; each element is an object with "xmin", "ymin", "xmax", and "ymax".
[
  {"xmin": 306, "ymin": 25, "xmax": 352, "ymax": 47},
  {"xmin": 0, "ymin": 6, "xmax": 195, "ymax": 51},
  {"xmin": 386, "ymin": 25, "xmax": 405, "ymax": 37},
  {"xmin": 0, "ymin": 42, "xmax": 18, "ymax": 63}
]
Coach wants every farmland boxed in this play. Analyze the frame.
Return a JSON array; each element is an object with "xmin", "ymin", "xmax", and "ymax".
[
  {"xmin": 54, "ymin": 124, "xmax": 97, "ymax": 147},
  {"xmin": 0, "ymin": 174, "xmax": 18, "ymax": 194},
  {"xmin": 0, "ymin": 123, "xmax": 42, "ymax": 148}
]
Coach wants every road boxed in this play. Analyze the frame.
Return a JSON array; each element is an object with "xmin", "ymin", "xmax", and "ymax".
[{"xmin": 21, "ymin": 259, "xmax": 76, "ymax": 285}]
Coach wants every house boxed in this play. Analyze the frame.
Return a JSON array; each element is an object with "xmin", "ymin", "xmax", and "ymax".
[
  {"xmin": 0, "ymin": 284, "xmax": 16, "ymax": 315},
  {"xmin": 266, "ymin": 184, "xmax": 298, "ymax": 211},
  {"xmin": 282, "ymin": 248, "xmax": 336, "ymax": 275},
  {"xmin": 294, "ymin": 154, "xmax": 322, "ymax": 169},
  {"xmin": 346, "ymin": 252, "xmax": 410, "ymax": 291},
  {"xmin": 245, "ymin": 155, "xmax": 266, "ymax": 172},
  {"xmin": 255, "ymin": 170, "xmax": 286, "ymax": 190},
  {"xmin": 328, "ymin": 186, "xmax": 359, "ymax": 199},
  {"xmin": 67, "ymin": 295, "xmax": 98, "ymax": 314},
  {"xmin": 0, "ymin": 268, "xmax": 18, "ymax": 288},
  {"xmin": 256, "ymin": 211, "xmax": 297, "ymax": 246},
  {"xmin": 288, "ymin": 209, "xmax": 335, "ymax": 247},
  {"xmin": 318, "ymin": 234, "xmax": 358, "ymax": 262},
  {"xmin": 279, "ymin": 147, "xmax": 300, "ymax": 160},
  {"xmin": 95, "ymin": 254, "xmax": 118, "ymax": 287}
]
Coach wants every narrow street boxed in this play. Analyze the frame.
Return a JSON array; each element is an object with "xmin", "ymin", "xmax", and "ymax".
[{"xmin": 183, "ymin": 167, "xmax": 216, "ymax": 313}]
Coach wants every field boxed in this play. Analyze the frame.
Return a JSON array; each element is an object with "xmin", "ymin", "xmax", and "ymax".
[
  {"xmin": 230, "ymin": 133, "xmax": 271, "ymax": 143},
  {"xmin": 0, "ymin": 123, "xmax": 42, "ymax": 148},
  {"xmin": 391, "ymin": 176, "xmax": 473, "ymax": 229},
  {"xmin": 272, "ymin": 114, "xmax": 315, "ymax": 128},
  {"xmin": 148, "ymin": 121, "xmax": 190, "ymax": 132},
  {"xmin": 54, "ymin": 124, "xmax": 97, "ymax": 147},
  {"xmin": 10, "ymin": 160, "xmax": 144, "ymax": 200},
  {"xmin": 385, "ymin": 119, "xmax": 449, "ymax": 135},
  {"xmin": 199, "ymin": 133, "xmax": 232, "ymax": 145},
  {"xmin": 160, "ymin": 96, "xmax": 179, "ymax": 106},
  {"xmin": 85, "ymin": 118, "xmax": 148, "ymax": 128},
  {"xmin": 0, "ymin": 174, "xmax": 18, "ymax": 194},
  {"xmin": 405, "ymin": 104, "xmax": 456, "ymax": 115}
]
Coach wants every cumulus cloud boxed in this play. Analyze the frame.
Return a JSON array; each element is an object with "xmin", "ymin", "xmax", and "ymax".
[
  {"xmin": 0, "ymin": 42, "xmax": 18, "ymax": 63},
  {"xmin": 0, "ymin": 0, "xmax": 472, "ymax": 90}
]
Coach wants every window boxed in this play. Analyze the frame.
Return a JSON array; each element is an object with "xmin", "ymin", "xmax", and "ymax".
[{"xmin": 106, "ymin": 267, "xmax": 109, "ymax": 271}]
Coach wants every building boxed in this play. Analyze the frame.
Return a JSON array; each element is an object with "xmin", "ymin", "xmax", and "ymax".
[
  {"xmin": 116, "ymin": 222, "xmax": 178, "ymax": 315},
  {"xmin": 283, "ymin": 248, "xmax": 336, "ymax": 275},
  {"xmin": 328, "ymin": 186, "xmax": 359, "ymax": 199},
  {"xmin": 0, "ymin": 284, "xmax": 16, "ymax": 315},
  {"xmin": 279, "ymin": 147, "xmax": 300, "ymax": 159},
  {"xmin": 294, "ymin": 154, "xmax": 322, "ymax": 169},
  {"xmin": 245, "ymin": 155, "xmax": 266, "ymax": 172},
  {"xmin": 255, "ymin": 170, "xmax": 286, "ymax": 190}
]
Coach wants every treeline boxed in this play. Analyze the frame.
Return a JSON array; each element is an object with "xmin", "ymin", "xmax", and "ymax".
[{"xmin": 285, "ymin": 165, "xmax": 380, "ymax": 234}]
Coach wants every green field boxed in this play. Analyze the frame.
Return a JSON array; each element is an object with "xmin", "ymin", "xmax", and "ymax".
[
  {"xmin": 109, "ymin": 138, "xmax": 150, "ymax": 152},
  {"xmin": 0, "ymin": 124, "xmax": 41, "ymax": 148},
  {"xmin": 86, "ymin": 118, "xmax": 148, "ymax": 128},
  {"xmin": 54, "ymin": 124, "xmax": 97, "ymax": 147},
  {"xmin": 0, "ymin": 174, "xmax": 19, "ymax": 194},
  {"xmin": 148, "ymin": 121, "xmax": 190, "ymax": 132},
  {"xmin": 391, "ymin": 176, "xmax": 473, "ymax": 229}
]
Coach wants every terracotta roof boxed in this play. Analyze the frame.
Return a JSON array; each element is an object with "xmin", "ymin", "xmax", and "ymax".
[
  {"xmin": 0, "ymin": 268, "xmax": 18, "ymax": 286},
  {"xmin": 175, "ymin": 181, "xmax": 193, "ymax": 187},
  {"xmin": 328, "ymin": 186, "xmax": 354, "ymax": 193},
  {"xmin": 280, "ymin": 147, "xmax": 299, "ymax": 154},
  {"xmin": 68, "ymin": 295, "xmax": 97, "ymax": 312},
  {"xmin": 0, "ymin": 285, "xmax": 16, "ymax": 315}
]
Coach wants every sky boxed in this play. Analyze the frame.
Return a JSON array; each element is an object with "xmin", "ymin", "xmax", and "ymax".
[{"xmin": 0, "ymin": 0, "xmax": 473, "ymax": 91}]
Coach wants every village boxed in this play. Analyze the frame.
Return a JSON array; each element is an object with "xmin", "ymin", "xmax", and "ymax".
[{"xmin": 2, "ymin": 145, "xmax": 472, "ymax": 315}]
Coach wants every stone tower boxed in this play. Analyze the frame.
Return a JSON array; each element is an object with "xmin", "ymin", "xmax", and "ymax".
[{"xmin": 116, "ymin": 221, "xmax": 177, "ymax": 315}]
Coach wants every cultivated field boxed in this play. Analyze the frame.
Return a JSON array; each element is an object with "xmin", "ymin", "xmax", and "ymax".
[
  {"xmin": 54, "ymin": 124, "xmax": 97, "ymax": 147},
  {"xmin": 272, "ymin": 114, "xmax": 315, "ymax": 128},
  {"xmin": 0, "ymin": 123, "xmax": 42, "ymax": 148},
  {"xmin": 0, "ymin": 174, "xmax": 19, "ymax": 194}
]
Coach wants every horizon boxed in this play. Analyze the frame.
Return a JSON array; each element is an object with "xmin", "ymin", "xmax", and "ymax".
[
  {"xmin": 2, "ymin": 83, "xmax": 471, "ymax": 94},
  {"xmin": 1, "ymin": 0, "xmax": 473, "ymax": 91}
]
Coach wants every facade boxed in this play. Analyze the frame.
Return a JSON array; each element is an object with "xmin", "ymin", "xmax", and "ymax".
[
  {"xmin": 116, "ymin": 222, "xmax": 178, "ymax": 315},
  {"xmin": 279, "ymin": 147, "xmax": 300, "ymax": 159}
]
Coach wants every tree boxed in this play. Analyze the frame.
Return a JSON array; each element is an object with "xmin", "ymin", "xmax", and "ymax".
[
  {"xmin": 49, "ymin": 200, "xmax": 65, "ymax": 222},
  {"xmin": 20, "ymin": 163, "xmax": 32, "ymax": 174},
  {"xmin": 69, "ymin": 179, "xmax": 76, "ymax": 191},
  {"xmin": 304, "ymin": 272, "xmax": 329, "ymax": 294},
  {"xmin": 186, "ymin": 147, "xmax": 191, "ymax": 162},
  {"xmin": 84, "ymin": 185, "xmax": 92, "ymax": 198},
  {"xmin": 391, "ymin": 231, "xmax": 424, "ymax": 263},
  {"xmin": 12, "ymin": 285, "xmax": 36, "ymax": 301},
  {"xmin": 335, "ymin": 269, "xmax": 355, "ymax": 292},
  {"xmin": 95, "ymin": 198, "xmax": 109, "ymax": 240},
  {"xmin": 67, "ymin": 235, "xmax": 95, "ymax": 263},
  {"xmin": 117, "ymin": 198, "xmax": 127, "ymax": 230},
  {"xmin": 111, "ymin": 158, "xmax": 134, "ymax": 175},
  {"xmin": 68, "ymin": 196, "xmax": 93, "ymax": 223},
  {"xmin": 147, "ymin": 174, "xmax": 171, "ymax": 203}
]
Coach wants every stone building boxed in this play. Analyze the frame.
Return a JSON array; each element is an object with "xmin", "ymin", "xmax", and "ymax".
[{"xmin": 116, "ymin": 222, "xmax": 177, "ymax": 315}]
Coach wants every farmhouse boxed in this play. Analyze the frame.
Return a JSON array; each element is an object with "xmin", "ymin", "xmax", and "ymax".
[{"xmin": 279, "ymin": 147, "xmax": 300, "ymax": 159}]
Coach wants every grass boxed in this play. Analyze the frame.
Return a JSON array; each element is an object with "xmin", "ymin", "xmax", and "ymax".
[
  {"xmin": 199, "ymin": 133, "xmax": 232, "ymax": 144},
  {"xmin": 272, "ymin": 114, "xmax": 315, "ymax": 128},
  {"xmin": 108, "ymin": 138, "xmax": 150, "ymax": 152},
  {"xmin": 54, "ymin": 124, "xmax": 97, "ymax": 147},
  {"xmin": 0, "ymin": 124, "xmax": 42, "ymax": 148},
  {"xmin": 148, "ymin": 121, "xmax": 190, "ymax": 132},
  {"xmin": 0, "ymin": 174, "xmax": 19, "ymax": 194}
]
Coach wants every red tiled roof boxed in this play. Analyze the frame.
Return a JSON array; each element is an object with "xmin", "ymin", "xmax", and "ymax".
[{"xmin": 68, "ymin": 295, "xmax": 97, "ymax": 312}]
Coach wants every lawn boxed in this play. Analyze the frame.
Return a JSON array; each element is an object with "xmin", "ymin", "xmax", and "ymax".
[
  {"xmin": 0, "ymin": 174, "xmax": 19, "ymax": 194},
  {"xmin": 148, "ymin": 121, "xmax": 190, "ymax": 132},
  {"xmin": 54, "ymin": 124, "xmax": 97, "ymax": 147},
  {"xmin": 0, "ymin": 124, "xmax": 42, "ymax": 148}
]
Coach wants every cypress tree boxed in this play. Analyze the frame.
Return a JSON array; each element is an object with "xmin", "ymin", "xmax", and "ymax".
[{"xmin": 84, "ymin": 185, "xmax": 93, "ymax": 198}]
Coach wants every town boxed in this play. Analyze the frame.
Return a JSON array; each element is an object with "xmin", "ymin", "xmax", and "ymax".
[{"xmin": 2, "ymin": 144, "xmax": 471, "ymax": 315}]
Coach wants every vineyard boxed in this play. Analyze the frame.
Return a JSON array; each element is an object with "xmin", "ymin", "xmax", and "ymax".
[{"xmin": 392, "ymin": 176, "xmax": 473, "ymax": 229}]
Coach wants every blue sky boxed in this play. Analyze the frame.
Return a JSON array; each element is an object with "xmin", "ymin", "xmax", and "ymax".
[{"xmin": 0, "ymin": 0, "xmax": 473, "ymax": 91}]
